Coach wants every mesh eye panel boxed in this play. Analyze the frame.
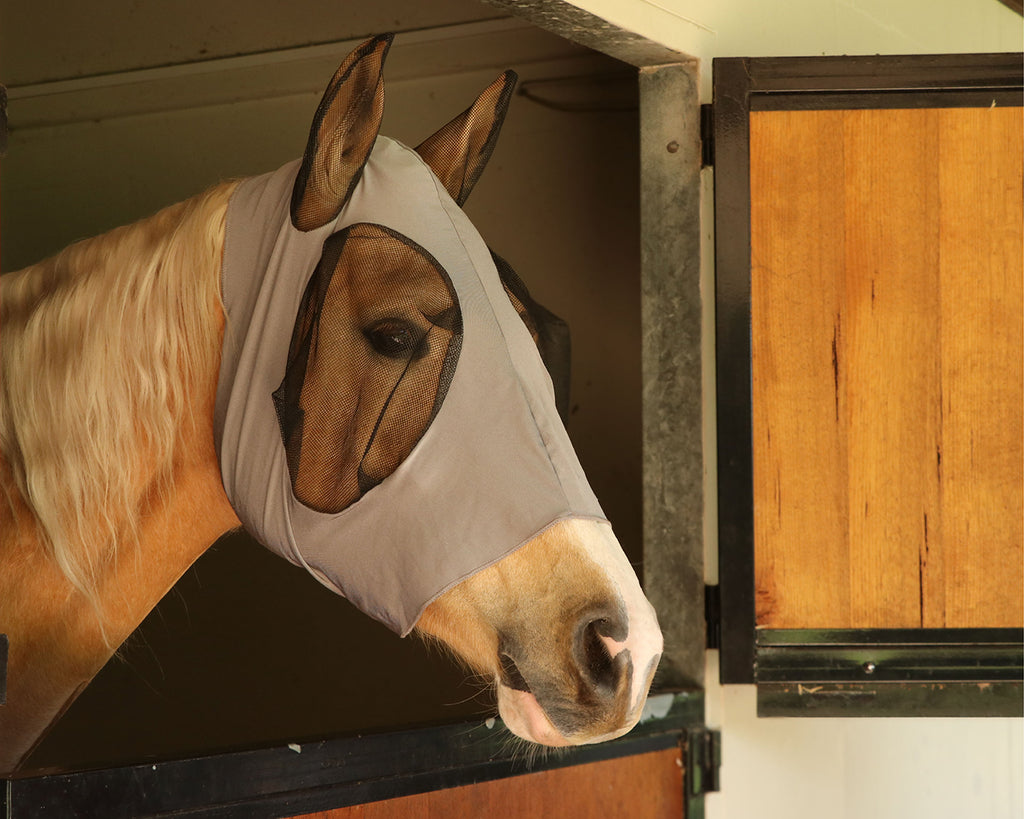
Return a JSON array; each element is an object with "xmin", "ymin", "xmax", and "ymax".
[{"xmin": 273, "ymin": 223, "xmax": 462, "ymax": 513}]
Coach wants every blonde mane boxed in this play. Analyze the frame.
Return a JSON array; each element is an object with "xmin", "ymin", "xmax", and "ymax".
[{"xmin": 0, "ymin": 181, "xmax": 238, "ymax": 611}]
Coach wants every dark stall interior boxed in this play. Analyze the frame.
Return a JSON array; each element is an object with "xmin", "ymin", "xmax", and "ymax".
[{"xmin": 1, "ymin": 1, "xmax": 642, "ymax": 771}]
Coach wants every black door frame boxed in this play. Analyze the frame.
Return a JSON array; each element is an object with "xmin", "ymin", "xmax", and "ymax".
[{"xmin": 712, "ymin": 53, "xmax": 1024, "ymax": 714}]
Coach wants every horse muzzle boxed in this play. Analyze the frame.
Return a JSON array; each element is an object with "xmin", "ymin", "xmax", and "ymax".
[
  {"xmin": 494, "ymin": 538, "xmax": 664, "ymax": 745},
  {"xmin": 416, "ymin": 518, "xmax": 664, "ymax": 747}
]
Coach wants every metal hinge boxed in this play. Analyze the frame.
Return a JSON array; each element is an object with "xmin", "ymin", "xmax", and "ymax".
[
  {"xmin": 705, "ymin": 584, "xmax": 721, "ymax": 650},
  {"xmin": 685, "ymin": 727, "xmax": 722, "ymax": 799},
  {"xmin": 700, "ymin": 103, "xmax": 714, "ymax": 167}
]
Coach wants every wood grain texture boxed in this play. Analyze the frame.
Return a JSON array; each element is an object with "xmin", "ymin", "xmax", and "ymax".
[
  {"xmin": 937, "ymin": 107, "xmax": 1024, "ymax": 627},
  {"xmin": 294, "ymin": 747, "xmax": 684, "ymax": 818},
  {"xmin": 750, "ymin": 109, "xmax": 851, "ymax": 628},
  {"xmin": 750, "ymin": 106, "xmax": 1023, "ymax": 629}
]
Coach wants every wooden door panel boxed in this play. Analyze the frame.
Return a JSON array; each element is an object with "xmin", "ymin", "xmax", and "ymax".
[
  {"xmin": 937, "ymin": 108, "xmax": 1024, "ymax": 626},
  {"xmin": 750, "ymin": 106, "xmax": 1023, "ymax": 630},
  {"xmin": 749, "ymin": 108, "xmax": 852, "ymax": 628},
  {"xmin": 296, "ymin": 747, "xmax": 684, "ymax": 818}
]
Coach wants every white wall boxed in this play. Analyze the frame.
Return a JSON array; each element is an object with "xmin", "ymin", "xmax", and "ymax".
[
  {"xmin": 705, "ymin": 652, "xmax": 1024, "ymax": 819},
  {"xmin": 564, "ymin": 0, "xmax": 1021, "ymax": 97},
  {"xmin": 560, "ymin": 1, "xmax": 1023, "ymax": 817}
]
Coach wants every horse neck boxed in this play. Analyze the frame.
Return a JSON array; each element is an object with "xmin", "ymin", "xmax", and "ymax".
[{"xmin": 0, "ymin": 183, "xmax": 242, "ymax": 773}]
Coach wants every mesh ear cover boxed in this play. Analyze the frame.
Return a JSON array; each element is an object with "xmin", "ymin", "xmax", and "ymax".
[
  {"xmin": 415, "ymin": 71, "xmax": 517, "ymax": 206},
  {"xmin": 290, "ymin": 34, "xmax": 392, "ymax": 232},
  {"xmin": 272, "ymin": 224, "xmax": 462, "ymax": 513}
]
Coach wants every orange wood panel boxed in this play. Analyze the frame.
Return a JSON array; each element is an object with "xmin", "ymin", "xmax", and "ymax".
[
  {"xmin": 750, "ymin": 106, "xmax": 1023, "ymax": 630},
  {"xmin": 295, "ymin": 747, "xmax": 684, "ymax": 819},
  {"xmin": 936, "ymin": 107, "xmax": 1024, "ymax": 627},
  {"xmin": 750, "ymin": 109, "xmax": 851, "ymax": 627},
  {"xmin": 841, "ymin": 108, "xmax": 944, "ymax": 628}
]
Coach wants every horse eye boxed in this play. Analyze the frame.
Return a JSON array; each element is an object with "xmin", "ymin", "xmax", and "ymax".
[{"xmin": 365, "ymin": 320, "xmax": 424, "ymax": 359}]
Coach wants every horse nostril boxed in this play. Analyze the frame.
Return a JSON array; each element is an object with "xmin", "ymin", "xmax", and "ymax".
[
  {"xmin": 583, "ymin": 620, "xmax": 615, "ymax": 691},
  {"xmin": 576, "ymin": 613, "xmax": 628, "ymax": 697},
  {"xmin": 499, "ymin": 652, "xmax": 531, "ymax": 693}
]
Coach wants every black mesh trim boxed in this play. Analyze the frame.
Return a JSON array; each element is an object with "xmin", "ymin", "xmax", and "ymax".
[
  {"xmin": 456, "ymin": 72, "xmax": 517, "ymax": 204},
  {"xmin": 491, "ymin": 250, "xmax": 572, "ymax": 424}
]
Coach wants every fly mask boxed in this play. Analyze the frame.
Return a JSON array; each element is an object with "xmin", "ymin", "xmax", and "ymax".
[{"xmin": 214, "ymin": 35, "xmax": 607, "ymax": 635}]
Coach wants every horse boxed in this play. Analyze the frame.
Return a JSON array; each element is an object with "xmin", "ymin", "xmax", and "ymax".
[{"xmin": 0, "ymin": 34, "xmax": 662, "ymax": 775}]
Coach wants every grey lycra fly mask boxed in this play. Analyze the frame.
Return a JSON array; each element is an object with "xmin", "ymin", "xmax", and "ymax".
[{"xmin": 214, "ymin": 38, "xmax": 605, "ymax": 636}]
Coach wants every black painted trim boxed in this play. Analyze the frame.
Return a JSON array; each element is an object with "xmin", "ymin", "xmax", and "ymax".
[
  {"xmin": 730, "ymin": 53, "xmax": 1023, "ymax": 96},
  {"xmin": 756, "ymin": 628, "xmax": 1024, "ymax": 684},
  {"xmin": 758, "ymin": 682, "xmax": 1023, "ymax": 717},
  {"xmin": 753, "ymin": 88, "xmax": 1023, "ymax": 111},
  {"xmin": 712, "ymin": 53, "xmax": 1024, "ymax": 687},
  {"xmin": 758, "ymin": 628, "xmax": 1024, "ymax": 646},
  {"xmin": 713, "ymin": 57, "xmax": 757, "ymax": 685},
  {"xmin": 2, "ymin": 692, "xmax": 702, "ymax": 818}
]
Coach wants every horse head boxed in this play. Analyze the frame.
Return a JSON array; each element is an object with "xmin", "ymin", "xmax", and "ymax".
[{"xmin": 215, "ymin": 34, "xmax": 663, "ymax": 747}]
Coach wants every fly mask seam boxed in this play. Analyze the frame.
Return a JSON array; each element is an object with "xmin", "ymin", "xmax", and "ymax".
[{"xmin": 409, "ymin": 153, "xmax": 584, "ymax": 500}]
